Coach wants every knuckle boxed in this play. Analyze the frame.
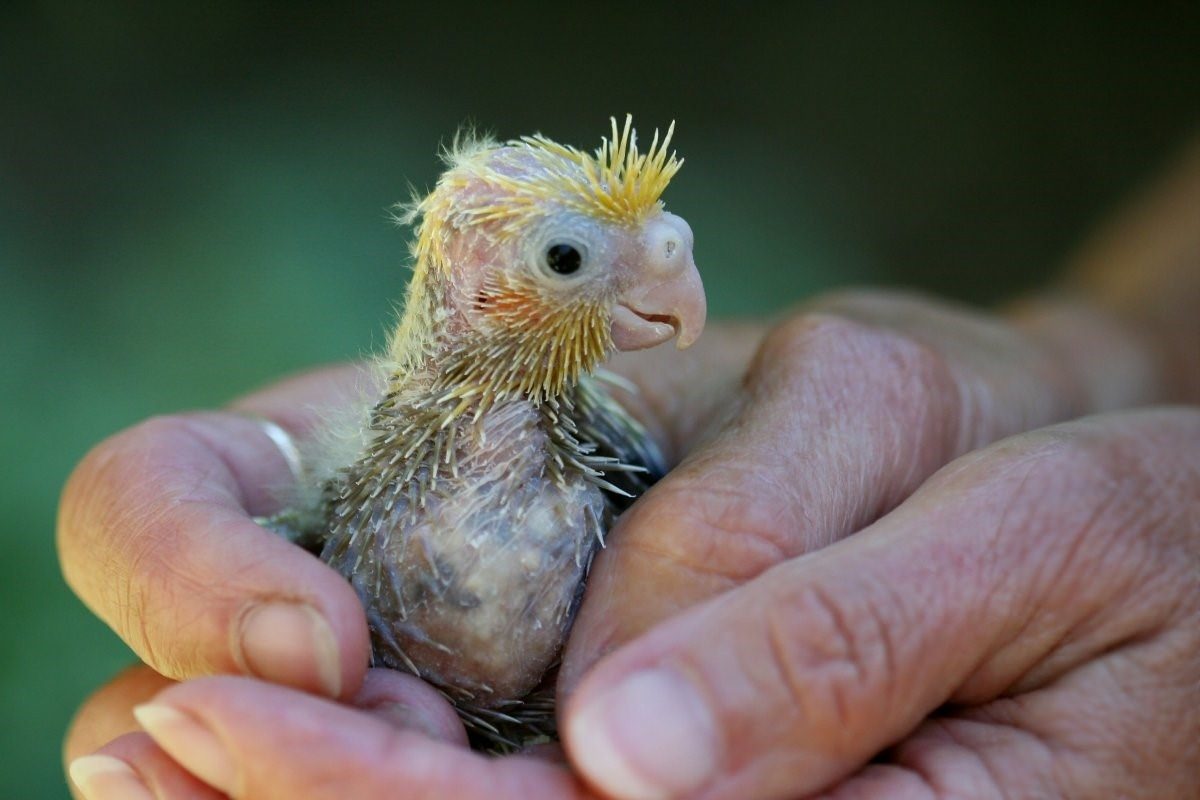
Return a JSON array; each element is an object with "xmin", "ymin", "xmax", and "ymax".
[
  {"xmin": 120, "ymin": 526, "xmax": 200, "ymax": 676},
  {"xmin": 757, "ymin": 581, "xmax": 896, "ymax": 742},
  {"xmin": 57, "ymin": 415, "xmax": 212, "ymax": 663},
  {"xmin": 753, "ymin": 311, "xmax": 889, "ymax": 377},
  {"xmin": 58, "ymin": 420, "xmax": 159, "ymax": 592},
  {"xmin": 935, "ymin": 429, "xmax": 1119, "ymax": 578},
  {"xmin": 758, "ymin": 310, "xmax": 950, "ymax": 382},
  {"xmin": 1160, "ymin": 405, "xmax": 1200, "ymax": 430},
  {"xmin": 944, "ymin": 417, "xmax": 1134, "ymax": 511},
  {"xmin": 753, "ymin": 311, "xmax": 857, "ymax": 367},
  {"xmin": 750, "ymin": 310, "xmax": 962, "ymax": 465},
  {"xmin": 962, "ymin": 418, "xmax": 1158, "ymax": 518},
  {"xmin": 938, "ymin": 412, "xmax": 1200, "ymax": 611},
  {"xmin": 977, "ymin": 408, "xmax": 1200, "ymax": 494},
  {"xmin": 756, "ymin": 311, "xmax": 957, "ymax": 412}
]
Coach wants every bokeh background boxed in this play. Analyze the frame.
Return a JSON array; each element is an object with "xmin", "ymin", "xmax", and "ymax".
[{"xmin": 3, "ymin": 3, "xmax": 1199, "ymax": 796}]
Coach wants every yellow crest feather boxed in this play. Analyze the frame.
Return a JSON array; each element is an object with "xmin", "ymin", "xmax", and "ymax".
[
  {"xmin": 404, "ymin": 116, "xmax": 682, "ymax": 273},
  {"xmin": 518, "ymin": 114, "xmax": 683, "ymax": 225}
]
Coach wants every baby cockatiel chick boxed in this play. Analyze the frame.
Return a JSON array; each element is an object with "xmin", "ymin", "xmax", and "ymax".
[{"xmin": 270, "ymin": 116, "xmax": 705, "ymax": 749}]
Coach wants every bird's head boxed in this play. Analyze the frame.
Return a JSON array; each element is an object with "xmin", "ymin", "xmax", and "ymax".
[{"xmin": 396, "ymin": 116, "xmax": 706, "ymax": 401}]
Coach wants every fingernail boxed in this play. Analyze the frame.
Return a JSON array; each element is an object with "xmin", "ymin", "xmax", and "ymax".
[
  {"xmin": 234, "ymin": 601, "xmax": 342, "ymax": 697},
  {"xmin": 69, "ymin": 755, "xmax": 154, "ymax": 800},
  {"xmin": 567, "ymin": 669, "xmax": 718, "ymax": 800},
  {"xmin": 133, "ymin": 703, "xmax": 237, "ymax": 795}
]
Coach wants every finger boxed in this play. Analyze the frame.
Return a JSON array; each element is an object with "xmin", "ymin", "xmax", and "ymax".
[
  {"xmin": 131, "ymin": 676, "xmax": 595, "ymax": 800},
  {"xmin": 603, "ymin": 321, "xmax": 769, "ymax": 462},
  {"xmin": 58, "ymin": 365, "xmax": 376, "ymax": 699},
  {"xmin": 563, "ymin": 408, "xmax": 1199, "ymax": 799},
  {"xmin": 65, "ymin": 670, "xmax": 469, "ymax": 800},
  {"xmin": 352, "ymin": 668, "xmax": 468, "ymax": 746},
  {"xmin": 826, "ymin": 625, "xmax": 1200, "ymax": 800},
  {"xmin": 64, "ymin": 668, "xmax": 468, "ymax": 799},
  {"xmin": 69, "ymin": 732, "xmax": 225, "ymax": 800},
  {"xmin": 227, "ymin": 362, "xmax": 379, "ymax": 512},
  {"xmin": 811, "ymin": 764, "xmax": 935, "ymax": 800},
  {"xmin": 562, "ymin": 301, "xmax": 1086, "ymax": 692},
  {"xmin": 227, "ymin": 362, "xmax": 376, "ymax": 439},
  {"xmin": 814, "ymin": 718, "xmax": 1085, "ymax": 800},
  {"xmin": 63, "ymin": 666, "xmax": 211, "ymax": 800},
  {"xmin": 65, "ymin": 664, "xmax": 466, "ymax": 758},
  {"xmin": 65, "ymin": 665, "xmax": 174, "ymax": 764}
]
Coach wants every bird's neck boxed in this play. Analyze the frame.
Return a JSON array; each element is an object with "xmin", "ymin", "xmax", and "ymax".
[
  {"xmin": 358, "ymin": 263, "xmax": 620, "ymax": 498},
  {"xmin": 385, "ymin": 266, "xmax": 613, "ymax": 424}
]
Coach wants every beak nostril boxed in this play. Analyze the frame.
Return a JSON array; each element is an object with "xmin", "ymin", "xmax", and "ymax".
[{"xmin": 644, "ymin": 217, "xmax": 689, "ymax": 275}]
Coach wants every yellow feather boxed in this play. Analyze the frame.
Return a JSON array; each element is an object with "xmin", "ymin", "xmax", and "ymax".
[
  {"xmin": 405, "ymin": 114, "xmax": 681, "ymax": 274},
  {"xmin": 387, "ymin": 116, "xmax": 682, "ymax": 371}
]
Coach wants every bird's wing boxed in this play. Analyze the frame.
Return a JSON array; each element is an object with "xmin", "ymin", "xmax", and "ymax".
[{"xmin": 570, "ymin": 372, "xmax": 667, "ymax": 511}]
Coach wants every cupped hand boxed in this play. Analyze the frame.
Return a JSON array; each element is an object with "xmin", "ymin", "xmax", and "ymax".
[
  {"xmin": 61, "ymin": 290, "xmax": 1152, "ymax": 798},
  {"xmin": 562, "ymin": 407, "xmax": 1200, "ymax": 799},
  {"xmin": 59, "ymin": 360, "xmax": 608, "ymax": 799},
  {"xmin": 58, "ymin": 363, "xmax": 380, "ymax": 701},
  {"xmin": 57, "ymin": 322, "xmax": 759, "ymax": 798},
  {"xmin": 560, "ymin": 289, "xmax": 1149, "ymax": 689},
  {"xmin": 557, "ymin": 290, "xmax": 1175, "ymax": 798},
  {"xmin": 65, "ymin": 666, "xmax": 597, "ymax": 800}
]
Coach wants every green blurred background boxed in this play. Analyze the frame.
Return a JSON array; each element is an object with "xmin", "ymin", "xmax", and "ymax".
[{"xmin": 3, "ymin": 2, "xmax": 1198, "ymax": 796}]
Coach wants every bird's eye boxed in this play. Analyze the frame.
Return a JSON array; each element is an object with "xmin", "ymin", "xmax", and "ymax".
[{"xmin": 544, "ymin": 243, "xmax": 583, "ymax": 276}]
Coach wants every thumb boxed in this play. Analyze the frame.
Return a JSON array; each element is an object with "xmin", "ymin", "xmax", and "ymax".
[{"xmin": 562, "ymin": 413, "xmax": 1176, "ymax": 800}]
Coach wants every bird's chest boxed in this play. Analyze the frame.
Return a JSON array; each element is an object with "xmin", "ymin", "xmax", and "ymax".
[{"xmin": 323, "ymin": 398, "xmax": 608, "ymax": 702}]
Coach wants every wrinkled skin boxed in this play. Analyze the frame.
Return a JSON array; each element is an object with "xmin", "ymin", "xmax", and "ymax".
[
  {"xmin": 61, "ymin": 133, "xmax": 1200, "ymax": 799},
  {"xmin": 60, "ymin": 287, "xmax": 1200, "ymax": 799}
]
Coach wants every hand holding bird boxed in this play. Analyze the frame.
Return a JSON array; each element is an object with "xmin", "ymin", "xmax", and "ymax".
[
  {"xmin": 248, "ymin": 118, "xmax": 705, "ymax": 747},
  {"xmin": 59, "ymin": 128, "xmax": 1200, "ymax": 800}
]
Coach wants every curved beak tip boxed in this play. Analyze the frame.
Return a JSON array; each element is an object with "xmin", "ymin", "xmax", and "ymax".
[
  {"xmin": 671, "ymin": 272, "xmax": 706, "ymax": 351},
  {"xmin": 610, "ymin": 283, "xmax": 706, "ymax": 352},
  {"xmin": 611, "ymin": 224, "xmax": 706, "ymax": 352},
  {"xmin": 672, "ymin": 302, "xmax": 705, "ymax": 351}
]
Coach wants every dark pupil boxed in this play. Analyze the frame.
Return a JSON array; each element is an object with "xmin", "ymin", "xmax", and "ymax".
[{"xmin": 545, "ymin": 243, "xmax": 582, "ymax": 275}]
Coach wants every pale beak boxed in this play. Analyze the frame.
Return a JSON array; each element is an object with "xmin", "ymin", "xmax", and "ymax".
[{"xmin": 611, "ymin": 213, "xmax": 707, "ymax": 351}]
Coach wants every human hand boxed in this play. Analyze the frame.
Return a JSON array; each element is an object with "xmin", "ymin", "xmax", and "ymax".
[
  {"xmin": 560, "ymin": 289, "xmax": 1152, "ymax": 690},
  {"xmin": 64, "ymin": 664, "xmax": 598, "ymax": 799},
  {"xmin": 561, "ymin": 407, "xmax": 1200, "ymax": 799},
  {"xmin": 57, "ymin": 326, "xmax": 760, "ymax": 798},
  {"xmin": 60, "ymin": 290, "xmax": 1150, "ymax": 798},
  {"xmin": 555, "ymin": 290, "xmax": 1178, "ymax": 797},
  {"xmin": 58, "ymin": 362, "xmax": 611, "ymax": 798}
]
